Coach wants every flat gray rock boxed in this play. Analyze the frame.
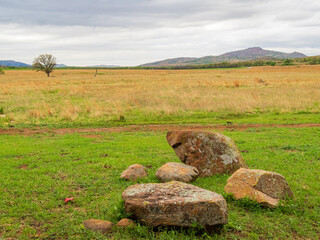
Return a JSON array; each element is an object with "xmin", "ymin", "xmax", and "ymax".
[{"xmin": 122, "ymin": 181, "xmax": 228, "ymax": 228}]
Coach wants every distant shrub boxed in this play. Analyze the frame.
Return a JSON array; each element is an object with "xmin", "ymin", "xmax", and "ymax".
[
  {"xmin": 282, "ymin": 59, "xmax": 294, "ymax": 66},
  {"xmin": 0, "ymin": 107, "xmax": 3, "ymax": 114},
  {"xmin": 308, "ymin": 57, "xmax": 320, "ymax": 65},
  {"xmin": 266, "ymin": 61, "xmax": 276, "ymax": 66},
  {"xmin": 298, "ymin": 56, "xmax": 320, "ymax": 65},
  {"xmin": 0, "ymin": 67, "xmax": 4, "ymax": 75}
]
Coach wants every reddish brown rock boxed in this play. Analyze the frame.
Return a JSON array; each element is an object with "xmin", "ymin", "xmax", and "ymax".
[
  {"xmin": 83, "ymin": 219, "xmax": 113, "ymax": 233},
  {"xmin": 166, "ymin": 131, "xmax": 247, "ymax": 176},
  {"xmin": 224, "ymin": 168, "xmax": 293, "ymax": 208},
  {"xmin": 117, "ymin": 218, "xmax": 136, "ymax": 228},
  {"xmin": 120, "ymin": 164, "xmax": 148, "ymax": 181},
  {"xmin": 156, "ymin": 162, "xmax": 199, "ymax": 183},
  {"xmin": 122, "ymin": 181, "xmax": 228, "ymax": 228}
]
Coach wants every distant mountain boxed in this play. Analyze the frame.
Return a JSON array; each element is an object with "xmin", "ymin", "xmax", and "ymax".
[
  {"xmin": 0, "ymin": 61, "xmax": 68, "ymax": 68},
  {"xmin": 140, "ymin": 47, "xmax": 307, "ymax": 67},
  {"xmin": 0, "ymin": 60, "xmax": 30, "ymax": 67},
  {"xmin": 55, "ymin": 64, "xmax": 68, "ymax": 68},
  {"xmin": 141, "ymin": 57, "xmax": 197, "ymax": 67},
  {"xmin": 91, "ymin": 65, "xmax": 121, "ymax": 68}
]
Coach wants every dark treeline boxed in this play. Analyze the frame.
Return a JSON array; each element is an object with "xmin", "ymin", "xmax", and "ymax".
[
  {"xmin": 114, "ymin": 56, "xmax": 320, "ymax": 69},
  {"xmin": 2, "ymin": 56, "xmax": 320, "ymax": 71},
  {"xmin": 138, "ymin": 60, "xmax": 278, "ymax": 70},
  {"xmin": 0, "ymin": 65, "xmax": 31, "ymax": 70},
  {"xmin": 296, "ymin": 56, "xmax": 320, "ymax": 65}
]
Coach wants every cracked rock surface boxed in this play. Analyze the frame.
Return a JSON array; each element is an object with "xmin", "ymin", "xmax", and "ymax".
[{"xmin": 225, "ymin": 168, "xmax": 293, "ymax": 208}]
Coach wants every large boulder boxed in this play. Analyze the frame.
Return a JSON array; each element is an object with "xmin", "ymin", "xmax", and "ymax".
[
  {"xmin": 120, "ymin": 164, "xmax": 148, "ymax": 181},
  {"xmin": 166, "ymin": 131, "xmax": 247, "ymax": 176},
  {"xmin": 122, "ymin": 181, "xmax": 228, "ymax": 228},
  {"xmin": 156, "ymin": 162, "xmax": 199, "ymax": 183},
  {"xmin": 224, "ymin": 168, "xmax": 293, "ymax": 208}
]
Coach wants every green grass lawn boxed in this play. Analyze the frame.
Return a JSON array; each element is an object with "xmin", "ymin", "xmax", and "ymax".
[
  {"xmin": 0, "ymin": 127, "xmax": 319, "ymax": 239},
  {"xmin": 1, "ymin": 110, "xmax": 320, "ymax": 129}
]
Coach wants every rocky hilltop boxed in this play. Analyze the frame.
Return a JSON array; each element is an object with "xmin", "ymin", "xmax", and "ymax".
[{"xmin": 140, "ymin": 47, "xmax": 306, "ymax": 67}]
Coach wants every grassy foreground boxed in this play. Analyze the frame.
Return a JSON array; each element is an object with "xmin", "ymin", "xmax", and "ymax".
[{"xmin": 1, "ymin": 127, "xmax": 319, "ymax": 239}]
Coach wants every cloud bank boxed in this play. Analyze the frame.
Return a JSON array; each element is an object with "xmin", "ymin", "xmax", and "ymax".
[{"xmin": 0, "ymin": 0, "xmax": 319, "ymax": 65}]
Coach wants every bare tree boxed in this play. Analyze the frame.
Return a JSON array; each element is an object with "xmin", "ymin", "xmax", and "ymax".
[{"xmin": 32, "ymin": 54, "xmax": 57, "ymax": 77}]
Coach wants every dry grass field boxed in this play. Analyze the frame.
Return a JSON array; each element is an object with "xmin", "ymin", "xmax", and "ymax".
[{"xmin": 0, "ymin": 65, "xmax": 319, "ymax": 126}]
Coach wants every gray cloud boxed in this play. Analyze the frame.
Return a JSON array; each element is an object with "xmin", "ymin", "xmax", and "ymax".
[
  {"xmin": 0, "ymin": 0, "xmax": 263, "ymax": 27},
  {"xmin": 0, "ymin": 0, "xmax": 319, "ymax": 65}
]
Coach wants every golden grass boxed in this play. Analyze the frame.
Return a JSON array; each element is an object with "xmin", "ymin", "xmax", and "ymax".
[{"xmin": 0, "ymin": 65, "xmax": 319, "ymax": 124}]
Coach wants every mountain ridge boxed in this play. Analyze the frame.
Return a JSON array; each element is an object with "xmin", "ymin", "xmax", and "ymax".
[
  {"xmin": 0, "ymin": 60, "xmax": 31, "ymax": 67},
  {"xmin": 0, "ymin": 60, "xmax": 68, "ymax": 68},
  {"xmin": 140, "ymin": 47, "xmax": 307, "ymax": 67}
]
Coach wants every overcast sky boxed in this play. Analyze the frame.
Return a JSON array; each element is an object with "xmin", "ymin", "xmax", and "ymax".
[{"xmin": 0, "ymin": 0, "xmax": 319, "ymax": 66}]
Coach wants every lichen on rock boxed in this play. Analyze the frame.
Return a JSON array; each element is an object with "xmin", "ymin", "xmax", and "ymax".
[
  {"xmin": 224, "ymin": 168, "xmax": 293, "ymax": 208},
  {"xmin": 122, "ymin": 181, "xmax": 228, "ymax": 228},
  {"xmin": 166, "ymin": 131, "xmax": 247, "ymax": 176}
]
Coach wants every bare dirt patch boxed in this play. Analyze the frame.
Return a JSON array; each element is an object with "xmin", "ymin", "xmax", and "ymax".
[
  {"xmin": 0, "ymin": 123, "xmax": 320, "ymax": 136},
  {"xmin": 18, "ymin": 164, "xmax": 29, "ymax": 170},
  {"xmin": 81, "ymin": 134, "xmax": 104, "ymax": 139}
]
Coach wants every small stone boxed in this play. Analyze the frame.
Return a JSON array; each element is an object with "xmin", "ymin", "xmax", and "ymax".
[
  {"xmin": 117, "ymin": 218, "xmax": 136, "ymax": 228},
  {"xmin": 120, "ymin": 164, "xmax": 148, "ymax": 181},
  {"xmin": 122, "ymin": 181, "xmax": 228, "ymax": 228},
  {"xmin": 166, "ymin": 131, "xmax": 247, "ymax": 176},
  {"xmin": 156, "ymin": 162, "xmax": 199, "ymax": 183},
  {"xmin": 224, "ymin": 168, "xmax": 293, "ymax": 208},
  {"xmin": 83, "ymin": 219, "xmax": 113, "ymax": 233}
]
